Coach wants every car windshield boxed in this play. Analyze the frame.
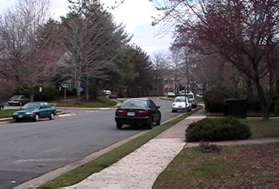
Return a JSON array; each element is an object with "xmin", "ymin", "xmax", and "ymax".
[
  {"xmin": 121, "ymin": 100, "xmax": 148, "ymax": 108},
  {"xmin": 22, "ymin": 103, "xmax": 39, "ymax": 110},
  {"xmin": 175, "ymin": 97, "xmax": 187, "ymax": 102},
  {"xmin": 187, "ymin": 94, "xmax": 194, "ymax": 99},
  {"xmin": 10, "ymin": 96, "xmax": 22, "ymax": 100}
]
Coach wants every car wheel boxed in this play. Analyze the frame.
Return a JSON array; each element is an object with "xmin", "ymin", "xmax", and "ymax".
[
  {"xmin": 49, "ymin": 113, "xmax": 55, "ymax": 120},
  {"xmin": 19, "ymin": 102, "xmax": 23, "ymax": 106},
  {"xmin": 116, "ymin": 123, "xmax": 122, "ymax": 130},
  {"xmin": 34, "ymin": 114, "xmax": 39, "ymax": 122},
  {"xmin": 172, "ymin": 109, "xmax": 177, "ymax": 113},
  {"xmin": 147, "ymin": 117, "xmax": 153, "ymax": 129},
  {"xmin": 156, "ymin": 114, "xmax": 161, "ymax": 126},
  {"xmin": 156, "ymin": 119, "xmax": 161, "ymax": 126}
]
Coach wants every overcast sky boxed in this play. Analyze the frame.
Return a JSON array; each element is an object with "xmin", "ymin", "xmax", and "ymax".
[{"xmin": 0, "ymin": 0, "xmax": 174, "ymax": 56}]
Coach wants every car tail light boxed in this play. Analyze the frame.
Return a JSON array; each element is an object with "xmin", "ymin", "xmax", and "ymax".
[
  {"xmin": 116, "ymin": 109, "xmax": 127, "ymax": 117},
  {"xmin": 136, "ymin": 110, "xmax": 151, "ymax": 117}
]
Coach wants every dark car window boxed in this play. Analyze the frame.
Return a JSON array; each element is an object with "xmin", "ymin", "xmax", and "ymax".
[
  {"xmin": 22, "ymin": 103, "xmax": 40, "ymax": 109},
  {"xmin": 10, "ymin": 96, "xmax": 22, "ymax": 100},
  {"xmin": 175, "ymin": 97, "xmax": 187, "ymax": 102},
  {"xmin": 148, "ymin": 100, "xmax": 156, "ymax": 109},
  {"xmin": 121, "ymin": 100, "xmax": 148, "ymax": 109}
]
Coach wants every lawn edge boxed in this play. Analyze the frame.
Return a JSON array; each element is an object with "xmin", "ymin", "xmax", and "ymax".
[{"xmin": 16, "ymin": 107, "xmax": 201, "ymax": 189}]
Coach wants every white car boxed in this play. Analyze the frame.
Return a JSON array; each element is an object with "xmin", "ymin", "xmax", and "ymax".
[
  {"xmin": 167, "ymin": 92, "xmax": 176, "ymax": 97},
  {"xmin": 172, "ymin": 96, "xmax": 192, "ymax": 112},
  {"xmin": 103, "ymin": 90, "xmax": 112, "ymax": 96},
  {"xmin": 186, "ymin": 92, "xmax": 197, "ymax": 108}
]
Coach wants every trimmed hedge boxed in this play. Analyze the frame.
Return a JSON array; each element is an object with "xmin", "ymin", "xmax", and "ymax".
[
  {"xmin": 275, "ymin": 100, "xmax": 279, "ymax": 116},
  {"xmin": 186, "ymin": 118, "xmax": 251, "ymax": 142},
  {"xmin": 204, "ymin": 88, "xmax": 227, "ymax": 113}
]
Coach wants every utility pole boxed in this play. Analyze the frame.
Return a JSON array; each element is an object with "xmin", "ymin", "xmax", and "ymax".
[{"xmin": 184, "ymin": 48, "xmax": 190, "ymax": 109}]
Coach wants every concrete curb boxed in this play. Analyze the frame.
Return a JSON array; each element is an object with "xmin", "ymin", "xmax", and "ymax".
[
  {"xmin": 15, "ymin": 113, "xmax": 186, "ymax": 189},
  {"xmin": 0, "ymin": 112, "xmax": 70, "ymax": 123},
  {"xmin": 0, "ymin": 117, "xmax": 13, "ymax": 122}
]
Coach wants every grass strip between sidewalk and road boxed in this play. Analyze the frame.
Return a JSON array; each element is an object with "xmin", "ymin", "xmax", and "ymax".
[
  {"xmin": 41, "ymin": 107, "xmax": 201, "ymax": 189},
  {"xmin": 0, "ymin": 110, "xmax": 16, "ymax": 119}
]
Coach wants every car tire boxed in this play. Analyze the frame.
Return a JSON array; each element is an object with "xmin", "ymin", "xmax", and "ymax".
[
  {"xmin": 147, "ymin": 117, "xmax": 153, "ymax": 129},
  {"xmin": 172, "ymin": 110, "xmax": 177, "ymax": 113},
  {"xmin": 156, "ymin": 119, "xmax": 161, "ymax": 126},
  {"xmin": 156, "ymin": 114, "xmax": 161, "ymax": 126},
  {"xmin": 116, "ymin": 123, "xmax": 122, "ymax": 130},
  {"xmin": 19, "ymin": 102, "xmax": 23, "ymax": 106},
  {"xmin": 49, "ymin": 113, "xmax": 55, "ymax": 120},
  {"xmin": 34, "ymin": 114, "xmax": 39, "ymax": 122}
]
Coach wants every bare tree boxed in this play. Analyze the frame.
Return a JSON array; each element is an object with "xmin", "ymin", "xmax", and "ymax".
[
  {"xmin": 153, "ymin": 0, "xmax": 279, "ymax": 119},
  {"xmin": 0, "ymin": 0, "xmax": 56, "ymax": 100},
  {"xmin": 152, "ymin": 53, "xmax": 170, "ymax": 95}
]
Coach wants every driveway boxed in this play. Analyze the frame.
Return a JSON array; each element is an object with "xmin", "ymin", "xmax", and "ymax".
[{"xmin": 0, "ymin": 98, "xmax": 180, "ymax": 189}]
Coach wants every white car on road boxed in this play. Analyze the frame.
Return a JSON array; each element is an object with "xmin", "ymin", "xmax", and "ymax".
[{"xmin": 171, "ymin": 96, "xmax": 192, "ymax": 112}]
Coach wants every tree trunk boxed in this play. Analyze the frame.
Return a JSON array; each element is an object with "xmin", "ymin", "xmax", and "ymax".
[
  {"xmin": 85, "ymin": 76, "xmax": 90, "ymax": 101},
  {"xmin": 254, "ymin": 78, "xmax": 270, "ymax": 120},
  {"xmin": 76, "ymin": 80, "xmax": 81, "ymax": 100}
]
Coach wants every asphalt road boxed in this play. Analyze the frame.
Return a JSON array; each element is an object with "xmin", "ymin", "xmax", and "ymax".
[{"xmin": 0, "ymin": 98, "xmax": 180, "ymax": 189}]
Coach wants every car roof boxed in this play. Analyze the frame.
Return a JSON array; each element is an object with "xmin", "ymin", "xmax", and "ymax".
[
  {"xmin": 127, "ymin": 98, "xmax": 151, "ymax": 101},
  {"xmin": 27, "ymin": 102, "xmax": 48, "ymax": 105}
]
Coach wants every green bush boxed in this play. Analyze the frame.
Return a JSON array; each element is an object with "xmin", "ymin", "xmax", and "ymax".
[
  {"xmin": 15, "ymin": 85, "xmax": 59, "ymax": 101},
  {"xmin": 204, "ymin": 88, "xmax": 226, "ymax": 113},
  {"xmin": 275, "ymin": 100, "xmax": 279, "ymax": 116},
  {"xmin": 34, "ymin": 86, "xmax": 59, "ymax": 101},
  {"xmin": 186, "ymin": 118, "xmax": 251, "ymax": 142}
]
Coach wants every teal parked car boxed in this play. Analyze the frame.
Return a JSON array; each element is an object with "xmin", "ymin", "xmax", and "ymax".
[{"xmin": 13, "ymin": 102, "xmax": 56, "ymax": 122}]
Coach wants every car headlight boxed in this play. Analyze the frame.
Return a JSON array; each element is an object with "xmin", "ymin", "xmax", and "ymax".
[{"xmin": 13, "ymin": 112, "xmax": 17, "ymax": 116}]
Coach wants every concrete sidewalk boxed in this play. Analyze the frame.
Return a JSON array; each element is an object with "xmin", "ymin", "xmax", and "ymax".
[{"xmin": 65, "ymin": 110, "xmax": 205, "ymax": 189}]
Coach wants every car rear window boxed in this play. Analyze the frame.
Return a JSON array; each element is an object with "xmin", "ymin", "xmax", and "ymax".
[
  {"xmin": 121, "ymin": 100, "xmax": 148, "ymax": 108},
  {"xmin": 187, "ymin": 94, "xmax": 194, "ymax": 99},
  {"xmin": 22, "ymin": 103, "xmax": 40, "ymax": 109},
  {"xmin": 175, "ymin": 97, "xmax": 186, "ymax": 102}
]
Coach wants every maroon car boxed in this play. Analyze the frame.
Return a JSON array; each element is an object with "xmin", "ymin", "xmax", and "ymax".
[{"xmin": 115, "ymin": 98, "xmax": 161, "ymax": 129}]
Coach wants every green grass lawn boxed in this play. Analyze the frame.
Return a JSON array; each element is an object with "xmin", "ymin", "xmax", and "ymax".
[
  {"xmin": 0, "ymin": 110, "xmax": 16, "ymax": 119},
  {"xmin": 55, "ymin": 97, "xmax": 117, "ymax": 108},
  {"xmin": 40, "ymin": 108, "xmax": 202, "ymax": 189},
  {"xmin": 240, "ymin": 118, "xmax": 279, "ymax": 139},
  {"xmin": 153, "ymin": 143, "xmax": 279, "ymax": 189}
]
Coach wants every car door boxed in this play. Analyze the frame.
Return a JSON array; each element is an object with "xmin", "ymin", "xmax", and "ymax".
[
  {"xmin": 148, "ymin": 100, "xmax": 160, "ymax": 122},
  {"xmin": 39, "ymin": 104, "xmax": 49, "ymax": 118}
]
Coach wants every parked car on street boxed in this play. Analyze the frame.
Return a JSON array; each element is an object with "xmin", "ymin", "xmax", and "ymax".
[
  {"xmin": 172, "ymin": 96, "xmax": 192, "ymax": 112},
  {"xmin": 186, "ymin": 92, "xmax": 197, "ymax": 108},
  {"xmin": 8, "ymin": 95, "xmax": 30, "ymax": 106},
  {"xmin": 0, "ymin": 102, "xmax": 4, "ymax": 110},
  {"xmin": 115, "ymin": 98, "xmax": 161, "ymax": 129},
  {"xmin": 103, "ymin": 90, "xmax": 112, "ymax": 96},
  {"xmin": 13, "ymin": 102, "xmax": 56, "ymax": 122},
  {"xmin": 167, "ymin": 92, "xmax": 176, "ymax": 97}
]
